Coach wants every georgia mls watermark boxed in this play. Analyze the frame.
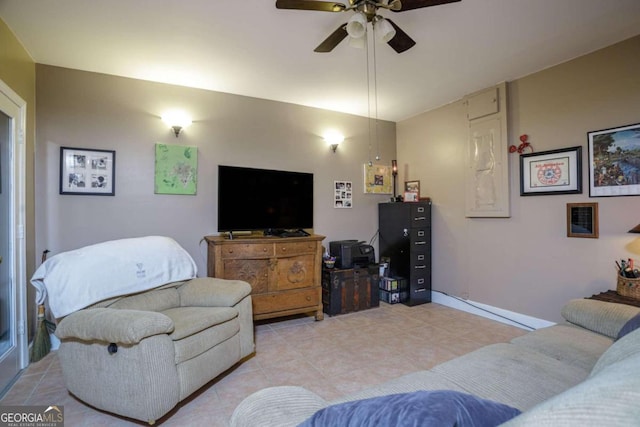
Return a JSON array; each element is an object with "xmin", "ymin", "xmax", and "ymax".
[{"xmin": 0, "ymin": 405, "xmax": 63, "ymax": 427}]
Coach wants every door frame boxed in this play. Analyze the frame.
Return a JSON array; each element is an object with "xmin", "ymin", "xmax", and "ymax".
[{"xmin": 0, "ymin": 78, "xmax": 28, "ymax": 372}]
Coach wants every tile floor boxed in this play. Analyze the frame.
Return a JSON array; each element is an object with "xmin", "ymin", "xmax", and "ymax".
[{"xmin": 1, "ymin": 302, "xmax": 527, "ymax": 426}]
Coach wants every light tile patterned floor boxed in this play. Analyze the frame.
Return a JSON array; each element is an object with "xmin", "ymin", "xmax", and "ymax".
[{"xmin": 0, "ymin": 302, "xmax": 527, "ymax": 426}]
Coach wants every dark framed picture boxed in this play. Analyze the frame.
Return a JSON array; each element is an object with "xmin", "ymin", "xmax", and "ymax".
[
  {"xmin": 520, "ymin": 146, "xmax": 582, "ymax": 196},
  {"xmin": 567, "ymin": 202, "xmax": 598, "ymax": 238},
  {"xmin": 60, "ymin": 147, "xmax": 115, "ymax": 195},
  {"xmin": 588, "ymin": 122, "xmax": 640, "ymax": 197}
]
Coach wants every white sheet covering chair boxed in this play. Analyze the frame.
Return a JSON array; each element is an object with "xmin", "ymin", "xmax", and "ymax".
[{"xmin": 31, "ymin": 236, "xmax": 255, "ymax": 424}]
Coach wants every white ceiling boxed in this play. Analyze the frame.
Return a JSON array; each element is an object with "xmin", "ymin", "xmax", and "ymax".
[{"xmin": 1, "ymin": 0, "xmax": 640, "ymax": 122}]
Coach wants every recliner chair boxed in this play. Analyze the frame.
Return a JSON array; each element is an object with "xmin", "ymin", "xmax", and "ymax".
[
  {"xmin": 54, "ymin": 277, "xmax": 254, "ymax": 424},
  {"xmin": 30, "ymin": 236, "xmax": 254, "ymax": 424}
]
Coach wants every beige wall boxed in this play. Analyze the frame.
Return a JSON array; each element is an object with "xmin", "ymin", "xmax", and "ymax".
[
  {"xmin": 398, "ymin": 36, "xmax": 640, "ymax": 322},
  {"xmin": 0, "ymin": 19, "xmax": 36, "ymax": 336},
  {"xmin": 15, "ymin": 19, "xmax": 640, "ymax": 327},
  {"xmin": 35, "ymin": 65, "xmax": 395, "ymax": 276}
]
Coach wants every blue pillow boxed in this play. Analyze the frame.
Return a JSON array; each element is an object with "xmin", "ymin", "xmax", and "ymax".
[
  {"xmin": 617, "ymin": 313, "xmax": 640, "ymax": 340},
  {"xmin": 298, "ymin": 390, "xmax": 521, "ymax": 427}
]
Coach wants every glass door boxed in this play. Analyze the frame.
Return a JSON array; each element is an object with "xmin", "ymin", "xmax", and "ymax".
[{"xmin": 0, "ymin": 82, "xmax": 27, "ymax": 396}]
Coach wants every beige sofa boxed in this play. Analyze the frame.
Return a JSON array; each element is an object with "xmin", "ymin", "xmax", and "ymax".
[
  {"xmin": 55, "ymin": 277, "xmax": 254, "ymax": 424},
  {"xmin": 230, "ymin": 298, "xmax": 640, "ymax": 426}
]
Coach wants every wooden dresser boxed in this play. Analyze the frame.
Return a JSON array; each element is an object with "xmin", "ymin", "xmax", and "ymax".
[{"xmin": 205, "ymin": 234, "xmax": 325, "ymax": 321}]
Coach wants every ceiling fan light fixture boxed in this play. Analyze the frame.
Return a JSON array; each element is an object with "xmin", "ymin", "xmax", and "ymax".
[
  {"xmin": 346, "ymin": 12, "xmax": 367, "ymax": 38},
  {"xmin": 348, "ymin": 34, "xmax": 366, "ymax": 49},
  {"xmin": 374, "ymin": 17, "xmax": 396, "ymax": 42}
]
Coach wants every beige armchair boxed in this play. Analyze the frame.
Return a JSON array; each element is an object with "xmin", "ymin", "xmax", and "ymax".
[{"xmin": 54, "ymin": 277, "xmax": 254, "ymax": 424}]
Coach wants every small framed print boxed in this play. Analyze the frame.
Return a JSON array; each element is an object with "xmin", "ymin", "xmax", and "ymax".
[
  {"xmin": 334, "ymin": 181, "xmax": 352, "ymax": 208},
  {"xmin": 60, "ymin": 147, "xmax": 115, "ymax": 195},
  {"xmin": 404, "ymin": 180, "xmax": 420, "ymax": 202},
  {"xmin": 567, "ymin": 202, "xmax": 598, "ymax": 238}
]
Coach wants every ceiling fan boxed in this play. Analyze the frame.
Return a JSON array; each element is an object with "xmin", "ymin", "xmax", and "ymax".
[{"xmin": 276, "ymin": 0, "xmax": 461, "ymax": 53}]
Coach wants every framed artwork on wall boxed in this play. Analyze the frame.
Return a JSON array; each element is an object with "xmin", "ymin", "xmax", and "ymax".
[
  {"xmin": 334, "ymin": 181, "xmax": 352, "ymax": 208},
  {"xmin": 567, "ymin": 202, "xmax": 599, "ymax": 238},
  {"xmin": 588, "ymin": 122, "xmax": 640, "ymax": 197},
  {"xmin": 154, "ymin": 143, "xmax": 198, "ymax": 195},
  {"xmin": 520, "ymin": 146, "xmax": 582, "ymax": 196},
  {"xmin": 363, "ymin": 164, "xmax": 392, "ymax": 194},
  {"xmin": 59, "ymin": 147, "xmax": 115, "ymax": 195}
]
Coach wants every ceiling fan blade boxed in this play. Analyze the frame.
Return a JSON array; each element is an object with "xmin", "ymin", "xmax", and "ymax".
[
  {"xmin": 385, "ymin": 19, "xmax": 416, "ymax": 53},
  {"xmin": 392, "ymin": 0, "xmax": 461, "ymax": 12},
  {"xmin": 314, "ymin": 24, "xmax": 348, "ymax": 52},
  {"xmin": 276, "ymin": 0, "xmax": 347, "ymax": 12}
]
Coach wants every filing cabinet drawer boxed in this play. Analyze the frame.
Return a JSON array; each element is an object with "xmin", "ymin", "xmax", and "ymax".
[{"xmin": 411, "ymin": 204, "xmax": 430, "ymax": 227}]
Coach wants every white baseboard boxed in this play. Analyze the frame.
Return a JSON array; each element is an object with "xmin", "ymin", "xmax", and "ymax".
[{"xmin": 431, "ymin": 291, "xmax": 555, "ymax": 331}]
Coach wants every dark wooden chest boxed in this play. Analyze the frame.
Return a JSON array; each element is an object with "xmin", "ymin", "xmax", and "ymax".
[{"xmin": 322, "ymin": 265, "xmax": 379, "ymax": 316}]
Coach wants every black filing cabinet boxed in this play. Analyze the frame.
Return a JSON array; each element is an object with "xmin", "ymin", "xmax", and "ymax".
[{"xmin": 378, "ymin": 201, "xmax": 431, "ymax": 306}]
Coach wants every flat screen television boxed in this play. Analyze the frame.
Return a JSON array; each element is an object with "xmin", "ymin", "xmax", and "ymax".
[{"xmin": 217, "ymin": 165, "xmax": 313, "ymax": 235}]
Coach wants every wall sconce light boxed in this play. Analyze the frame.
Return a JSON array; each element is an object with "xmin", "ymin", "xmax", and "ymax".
[
  {"xmin": 629, "ymin": 224, "xmax": 640, "ymax": 233},
  {"xmin": 324, "ymin": 130, "xmax": 344, "ymax": 153},
  {"xmin": 161, "ymin": 110, "xmax": 192, "ymax": 137}
]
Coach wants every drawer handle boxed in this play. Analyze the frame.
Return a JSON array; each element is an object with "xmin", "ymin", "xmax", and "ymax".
[
  {"xmin": 306, "ymin": 296, "xmax": 311, "ymax": 301},
  {"xmin": 414, "ymin": 241, "xmax": 426, "ymax": 245},
  {"xmin": 281, "ymin": 247, "xmax": 287, "ymax": 252},
  {"xmin": 228, "ymin": 249, "xmax": 234, "ymax": 253},
  {"xmin": 263, "ymin": 248, "xmax": 268, "ymax": 252},
  {"xmin": 414, "ymin": 216, "xmax": 426, "ymax": 221},
  {"xmin": 415, "ymin": 265, "xmax": 426, "ymax": 269}
]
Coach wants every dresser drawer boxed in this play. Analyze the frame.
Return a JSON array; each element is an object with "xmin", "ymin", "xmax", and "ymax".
[
  {"xmin": 275, "ymin": 241, "xmax": 318, "ymax": 256},
  {"xmin": 252, "ymin": 288, "xmax": 319, "ymax": 315},
  {"xmin": 220, "ymin": 243, "xmax": 273, "ymax": 259}
]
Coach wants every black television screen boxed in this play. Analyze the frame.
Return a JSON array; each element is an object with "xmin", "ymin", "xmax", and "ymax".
[{"xmin": 218, "ymin": 165, "xmax": 314, "ymax": 233}]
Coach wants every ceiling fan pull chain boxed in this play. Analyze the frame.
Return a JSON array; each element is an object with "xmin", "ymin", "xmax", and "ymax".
[
  {"xmin": 373, "ymin": 36, "xmax": 381, "ymax": 161},
  {"xmin": 366, "ymin": 30, "xmax": 373, "ymax": 166}
]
